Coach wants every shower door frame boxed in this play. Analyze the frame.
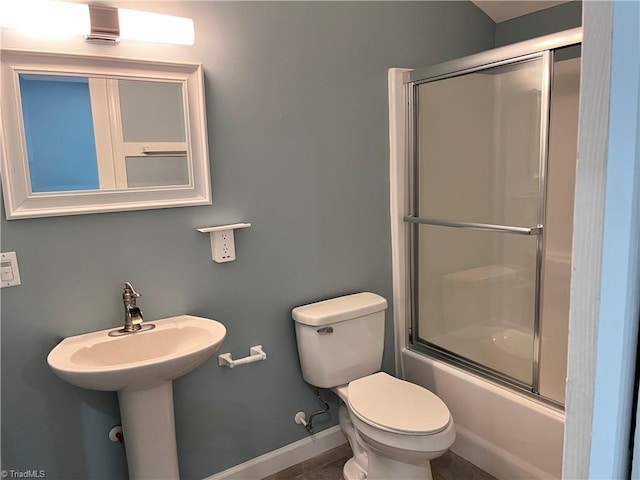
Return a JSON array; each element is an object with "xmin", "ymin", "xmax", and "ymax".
[{"xmin": 390, "ymin": 28, "xmax": 583, "ymax": 409}]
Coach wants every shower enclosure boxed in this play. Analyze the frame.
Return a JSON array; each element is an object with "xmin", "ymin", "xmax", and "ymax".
[
  {"xmin": 404, "ymin": 33, "xmax": 581, "ymax": 408},
  {"xmin": 389, "ymin": 28, "xmax": 582, "ymax": 478},
  {"xmin": 403, "ymin": 33, "xmax": 581, "ymax": 407}
]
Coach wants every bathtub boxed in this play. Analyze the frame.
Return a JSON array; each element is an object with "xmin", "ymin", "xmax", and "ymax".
[
  {"xmin": 401, "ymin": 348, "xmax": 564, "ymax": 479},
  {"xmin": 429, "ymin": 324, "xmax": 535, "ymax": 384}
]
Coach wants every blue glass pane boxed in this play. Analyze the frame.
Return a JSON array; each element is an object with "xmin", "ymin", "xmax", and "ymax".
[{"xmin": 19, "ymin": 74, "xmax": 99, "ymax": 192}]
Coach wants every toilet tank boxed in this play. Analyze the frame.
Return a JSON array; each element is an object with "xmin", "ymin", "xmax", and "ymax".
[{"xmin": 292, "ymin": 292, "xmax": 388, "ymax": 388}]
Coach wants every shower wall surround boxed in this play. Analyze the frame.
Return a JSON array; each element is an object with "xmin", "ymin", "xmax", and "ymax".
[{"xmin": 0, "ymin": 2, "xmax": 494, "ymax": 478}]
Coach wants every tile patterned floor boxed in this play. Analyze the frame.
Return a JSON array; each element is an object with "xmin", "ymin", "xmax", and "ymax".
[{"xmin": 262, "ymin": 443, "xmax": 498, "ymax": 480}]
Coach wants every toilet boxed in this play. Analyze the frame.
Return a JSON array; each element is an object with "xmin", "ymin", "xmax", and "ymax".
[{"xmin": 292, "ymin": 292, "xmax": 455, "ymax": 480}]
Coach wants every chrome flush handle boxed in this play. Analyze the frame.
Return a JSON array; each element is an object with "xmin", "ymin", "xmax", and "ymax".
[{"xmin": 317, "ymin": 327, "xmax": 334, "ymax": 335}]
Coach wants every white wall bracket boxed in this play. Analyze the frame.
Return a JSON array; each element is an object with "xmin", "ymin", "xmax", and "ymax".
[
  {"xmin": 218, "ymin": 345, "xmax": 266, "ymax": 368},
  {"xmin": 197, "ymin": 223, "xmax": 251, "ymax": 263}
]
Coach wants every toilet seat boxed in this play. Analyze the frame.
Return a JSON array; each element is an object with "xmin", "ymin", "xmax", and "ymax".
[{"xmin": 347, "ymin": 372, "xmax": 451, "ymax": 435}]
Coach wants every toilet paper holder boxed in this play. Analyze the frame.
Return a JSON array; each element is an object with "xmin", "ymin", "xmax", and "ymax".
[{"xmin": 218, "ymin": 345, "xmax": 266, "ymax": 368}]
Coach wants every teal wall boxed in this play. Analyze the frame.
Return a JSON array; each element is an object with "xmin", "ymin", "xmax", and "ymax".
[
  {"xmin": 0, "ymin": 2, "xmax": 495, "ymax": 478},
  {"xmin": 590, "ymin": 1, "xmax": 640, "ymax": 477},
  {"xmin": 495, "ymin": 1, "xmax": 582, "ymax": 47}
]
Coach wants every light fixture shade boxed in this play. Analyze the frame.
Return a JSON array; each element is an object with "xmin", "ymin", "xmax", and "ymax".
[
  {"xmin": 0, "ymin": 0, "xmax": 89, "ymax": 38},
  {"xmin": 119, "ymin": 9, "xmax": 195, "ymax": 46}
]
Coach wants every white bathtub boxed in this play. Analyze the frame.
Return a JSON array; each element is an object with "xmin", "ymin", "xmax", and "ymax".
[
  {"xmin": 430, "ymin": 324, "xmax": 535, "ymax": 384},
  {"xmin": 401, "ymin": 349, "xmax": 565, "ymax": 479}
]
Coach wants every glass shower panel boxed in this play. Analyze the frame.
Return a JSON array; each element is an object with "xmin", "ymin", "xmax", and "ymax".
[
  {"xmin": 416, "ymin": 57, "xmax": 544, "ymax": 227},
  {"xmin": 415, "ymin": 224, "xmax": 537, "ymax": 385},
  {"xmin": 538, "ymin": 52, "xmax": 581, "ymax": 404}
]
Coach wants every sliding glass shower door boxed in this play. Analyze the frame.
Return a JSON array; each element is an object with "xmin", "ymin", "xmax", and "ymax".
[{"xmin": 406, "ymin": 53, "xmax": 550, "ymax": 391}]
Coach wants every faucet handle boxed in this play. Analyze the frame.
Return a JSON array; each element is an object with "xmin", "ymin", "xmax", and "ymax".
[
  {"xmin": 123, "ymin": 281, "xmax": 141, "ymax": 298},
  {"xmin": 129, "ymin": 307, "xmax": 144, "ymax": 325}
]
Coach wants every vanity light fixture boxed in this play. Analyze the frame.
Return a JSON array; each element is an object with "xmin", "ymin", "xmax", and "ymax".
[
  {"xmin": 85, "ymin": 5, "xmax": 120, "ymax": 44},
  {"xmin": 0, "ymin": 1, "xmax": 195, "ymax": 46},
  {"xmin": 0, "ymin": 0, "xmax": 89, "ymax": 38},
  {"xmin": 118, "ymin": 8, "xmax": 195, "ymax": 46}
]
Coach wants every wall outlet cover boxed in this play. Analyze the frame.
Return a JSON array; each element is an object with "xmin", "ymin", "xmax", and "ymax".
[{"xmin": 212, "ymin": 229, "xmax": 236, "ymax": 263}]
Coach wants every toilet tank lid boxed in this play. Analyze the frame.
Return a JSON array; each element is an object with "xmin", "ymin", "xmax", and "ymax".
[{"xmin": 292, "ymin": 292, "xmax": 387, "ymax": 326}]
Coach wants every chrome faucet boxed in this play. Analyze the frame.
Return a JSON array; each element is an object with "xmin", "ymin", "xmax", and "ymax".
[
  {"xmin": 109, "ymin": 282, "xmax": 155, "ymax": 337},
  {"xmin": 123, "ymin": 282, "xmax": 144, "ymax": 332}
]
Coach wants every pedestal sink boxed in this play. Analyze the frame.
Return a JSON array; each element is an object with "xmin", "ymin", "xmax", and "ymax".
[{"xmin": 47, "ymin": 315, "xmax": 226, "ymax": 479}]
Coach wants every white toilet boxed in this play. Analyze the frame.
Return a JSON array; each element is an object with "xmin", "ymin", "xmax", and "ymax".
[{"xmin": 292, "ymin": 292, "xmax": 455, "ymax": 480}]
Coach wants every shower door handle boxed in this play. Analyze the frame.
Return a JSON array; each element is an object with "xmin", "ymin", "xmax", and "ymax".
[{"xmin": 403, "ymin": 216, "xmax": 543, "ymax": 236}]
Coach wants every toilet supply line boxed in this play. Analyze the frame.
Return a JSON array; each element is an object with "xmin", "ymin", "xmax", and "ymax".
[{"xmin": 294, "ymin": 389, "xmax": 330, "ymax": 434}]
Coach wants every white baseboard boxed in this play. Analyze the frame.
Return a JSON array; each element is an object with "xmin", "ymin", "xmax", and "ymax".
[{"xmin": 204, "ymin": 425, "xmax": 347, "ymax": 480}]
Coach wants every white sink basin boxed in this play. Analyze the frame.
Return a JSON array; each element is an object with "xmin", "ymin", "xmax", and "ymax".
[{"xmin": 47, "ymin": 315, "xmax": 226, "ymax": 391}]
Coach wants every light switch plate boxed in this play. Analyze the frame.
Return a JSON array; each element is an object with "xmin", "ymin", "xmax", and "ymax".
[{"xmin": 1, "ymin": 251, "xmax": 21, "ymax": 288}]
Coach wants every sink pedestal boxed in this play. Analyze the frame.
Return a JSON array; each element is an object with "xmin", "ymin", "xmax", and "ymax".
[
  {"xmin": 47, "ymin": 315, "xmax": 227, "ymax": 479},
  {"xmin": 118, "ymin": 381, "xmax": 179, "ymax": 479}
]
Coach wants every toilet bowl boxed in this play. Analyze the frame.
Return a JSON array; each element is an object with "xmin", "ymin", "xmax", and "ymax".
[
  {"xmin": 292, "ymin": 293, "xmax": 455, "ymax": 480},
  {"xmin": 334, "ymin": 372, "xmax": 455, "ymax": 480}
]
